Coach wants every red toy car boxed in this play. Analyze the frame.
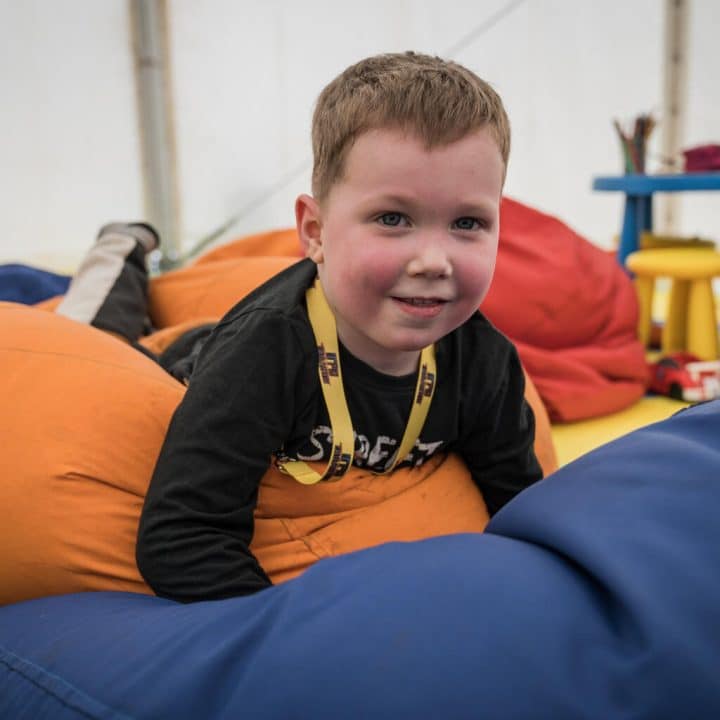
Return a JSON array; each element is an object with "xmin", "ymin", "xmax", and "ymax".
[{"xmin": 648, "ymin": 352, "xmax": 720, "ymax": 402}]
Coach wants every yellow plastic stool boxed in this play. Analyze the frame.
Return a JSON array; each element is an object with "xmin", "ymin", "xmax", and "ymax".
[{"xmin": 626, "ymin": 247, "xmax": 720, "ymax": 360}]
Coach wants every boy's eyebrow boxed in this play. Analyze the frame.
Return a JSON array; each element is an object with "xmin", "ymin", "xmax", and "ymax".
[
  {"xmin": 452, "ymin": 201, "xmax": 498, "ymax": 216},
  {"xmin": 363, "ymin": 192, "xmax": 416, "ymax": 208},
  {"xmin": 364, "ymin": 193, "xmax": 498, "ymax": 216}
]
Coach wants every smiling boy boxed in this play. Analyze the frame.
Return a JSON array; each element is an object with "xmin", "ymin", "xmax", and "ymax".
[
  {"xmin": 299, "ymin": 127, "xmax": 502, "ymax": 376},
  {"xmin": 137, "ymin": 51, "xmax": 542, "ymax": 602}
]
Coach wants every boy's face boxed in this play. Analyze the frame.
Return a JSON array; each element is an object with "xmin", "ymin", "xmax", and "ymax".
[{"xmin": 297, "ymin": 127, "xmax": 504, "ymax": 376}]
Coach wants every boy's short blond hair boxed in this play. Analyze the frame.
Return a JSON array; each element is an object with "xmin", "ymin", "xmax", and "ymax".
[{"xmin": 311, "ymin": 51, "xmax": 511, "ymax": 202}]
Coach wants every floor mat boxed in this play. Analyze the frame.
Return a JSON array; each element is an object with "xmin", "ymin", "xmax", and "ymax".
[{"xmin": 551, "ymin": 395, "xmax": 688, "ymax": 466}]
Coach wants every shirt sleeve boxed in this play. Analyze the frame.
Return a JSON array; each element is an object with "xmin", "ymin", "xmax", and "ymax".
[
  {"xmin": 136, "ymin": 309, "xmax": 308, "ymax": 602},
  {"xmin": 461, "ymin": 343, "xmax": 543, "ymax": 516}
]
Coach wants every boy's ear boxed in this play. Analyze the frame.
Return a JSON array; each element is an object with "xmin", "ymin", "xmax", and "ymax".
[{"xmin": 295, "ymin": 194, "xmax": 324, "ymax": 263}]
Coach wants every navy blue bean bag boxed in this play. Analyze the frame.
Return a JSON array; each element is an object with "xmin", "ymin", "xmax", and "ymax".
[
  {"xmin": 0, "ymin": 263, "xmax": 70, "ymax": 304},
  {"xmin": 1, "ymin": 401, "xmax": 719, "ymax": 719}
]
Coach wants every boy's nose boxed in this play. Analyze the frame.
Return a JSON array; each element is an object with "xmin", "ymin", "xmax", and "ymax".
[{"xmin": 406, "ymin": 241, "xmax": 453, "ymax": 279}]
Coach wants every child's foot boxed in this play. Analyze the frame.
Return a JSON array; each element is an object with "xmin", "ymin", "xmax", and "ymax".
[{"xmin": 97, "ymin": 222, "xmax": 160, "ymax": 254}]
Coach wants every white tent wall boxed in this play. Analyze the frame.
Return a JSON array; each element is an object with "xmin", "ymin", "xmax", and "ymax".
[
  {"xmin": 0, "ymin": 0, "xmax": 718, "ymax": 270},
  {"xmin": 676, "ymin": 0, "xmax": 719, "ymax": 240},
  {"xmin": 171, "ymin": 0, "xmax": 667, "ymax": 256},
  {"xmin": 0, "ymin": 0, "xmax": 143, "ymax": 269}
]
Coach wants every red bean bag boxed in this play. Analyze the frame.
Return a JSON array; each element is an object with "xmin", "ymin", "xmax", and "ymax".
[{"xmin": 482, "ymin": 198, "xmax": 647, "ymax": 421}]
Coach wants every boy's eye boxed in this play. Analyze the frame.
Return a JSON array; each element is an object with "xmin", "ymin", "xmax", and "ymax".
[
  {"xmin": 377, "ymin": 213, "xmax": 407, "ymax": 227},
  {"xmin": 452, "ymin": 217, "xmax": 482, "ymax": 231}
]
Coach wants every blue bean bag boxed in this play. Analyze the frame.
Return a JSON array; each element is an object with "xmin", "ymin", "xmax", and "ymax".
[
  {"xmin": 0, "ymin": 263, "xmax": 70, "ymax": 304},
  {"xmin": 1, "ymin": 401, "xmax": 719, "ymax": 719}
]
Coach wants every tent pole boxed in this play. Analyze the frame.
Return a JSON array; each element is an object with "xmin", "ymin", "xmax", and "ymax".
[
  {"xmin": 129, "ymin": 0, "xmax": 181, "ymax": 269},
  {"xmin": 659, "ymin": 0, "xmax": 689, "ymax": 234}
]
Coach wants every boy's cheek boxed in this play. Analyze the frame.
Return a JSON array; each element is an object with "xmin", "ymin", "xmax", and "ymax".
[
  {"xmin": 336, "ymin": 246, "xmax": 403, "ymax": 287},
  {"xmin": 460, "ymin": 257, "xmax": 497, "ymax": 303},
  {"xmin": 339, "ymin": 267, "xmax": 397, "ymax": 301}
]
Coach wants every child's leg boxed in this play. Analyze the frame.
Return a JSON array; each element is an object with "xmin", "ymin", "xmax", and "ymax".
[{"xmin": 56, "ymin": 223, "xmax": 159, "ymax": 343}]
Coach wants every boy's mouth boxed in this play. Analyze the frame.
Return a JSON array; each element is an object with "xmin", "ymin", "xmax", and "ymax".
[
  {"xmin": 392, "ymin": 296, "xmax": 448, "ymax": 318},
  {"xmin": 393, "ymin": 296, "xmax": 447, "ymax": 307}
]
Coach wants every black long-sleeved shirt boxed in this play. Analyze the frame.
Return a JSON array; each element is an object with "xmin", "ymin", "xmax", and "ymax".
[{"xmin": 136, "ymin": 259, "xmax": 542, "ymax": 602}]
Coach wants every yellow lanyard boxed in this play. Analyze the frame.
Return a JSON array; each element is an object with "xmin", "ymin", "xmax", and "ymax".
[{"xmin": 277, "ymin": 278, "xmax": 437, "ymax": 485}]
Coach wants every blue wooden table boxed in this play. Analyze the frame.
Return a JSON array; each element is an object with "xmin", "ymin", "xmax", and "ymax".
[{"xmin": 592, "ymin": 172, "xmax": 720, "ymax": 265}]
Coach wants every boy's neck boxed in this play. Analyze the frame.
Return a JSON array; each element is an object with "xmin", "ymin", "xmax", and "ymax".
[
  {"xmin": 339, "ymin": 340, "xmax": 421, "ymax": 379},
  {"xmin": 336, "ymin": 324, "xmax": 421, "ymax": 376}
]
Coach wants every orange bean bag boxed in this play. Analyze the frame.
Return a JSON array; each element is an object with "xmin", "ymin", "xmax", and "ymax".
[
  {"xmin": 252, "ymin": 453, "xmax": 489, "ymax": 584},
  {"xmin": 193, "ymin": 227, "xmax": 302, "ymax": 264},
  {"xmin": 0, "ymin": 302, "xmax": 183, "ymax": 605},
  {"xmin": 148, "ymin": 256, "xmax": 298, "ymax": 328},
  {"xmin": 0, "ymin": 301, "xmax": 491, "ymax": 606},
  {"xmin": 1, "ymin": 310, "xmax": 551, "ymax": 607}
]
